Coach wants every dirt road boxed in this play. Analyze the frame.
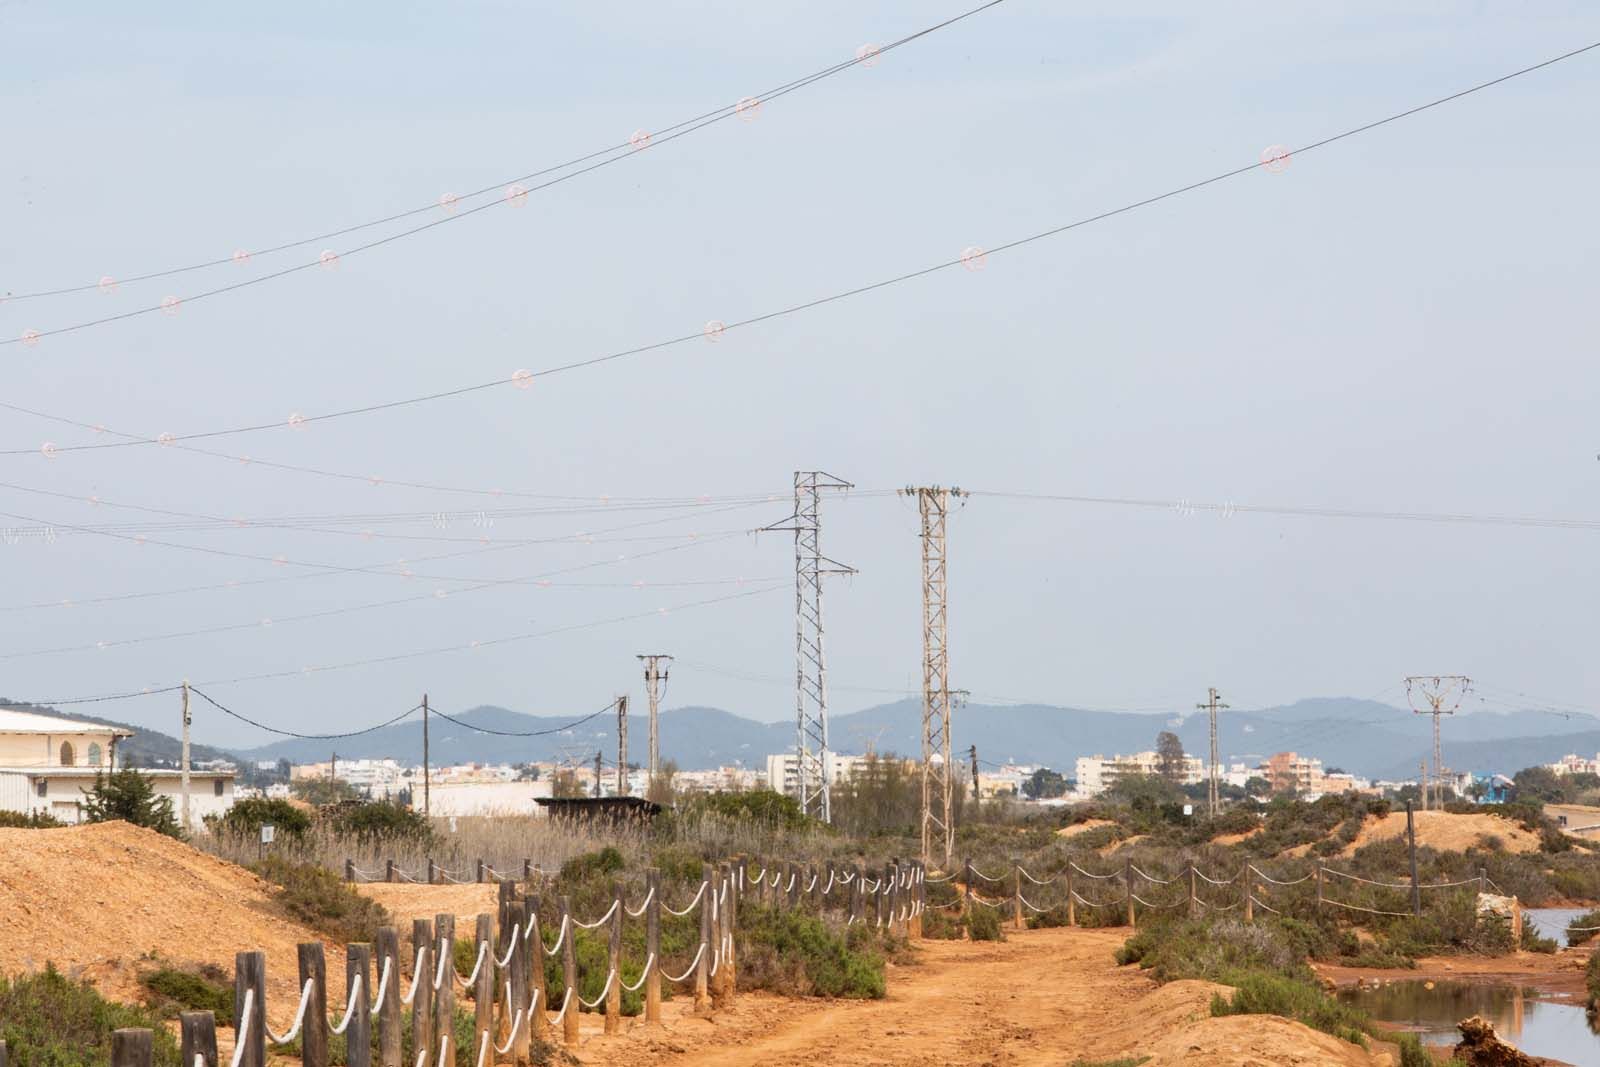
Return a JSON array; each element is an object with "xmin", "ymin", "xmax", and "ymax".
[{"xmin": 566, "ymin": 926, "xmax": 1397, "ymax": 1067}]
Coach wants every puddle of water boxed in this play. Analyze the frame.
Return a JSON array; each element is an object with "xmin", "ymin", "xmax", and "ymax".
[
  {"xmin": 1529, "ymin": 907, "xmax": 1591, "ymax": 948},
  {"xmin": 1340, "ymin": 980, "xmax": 1600, "ymax": 1066}
]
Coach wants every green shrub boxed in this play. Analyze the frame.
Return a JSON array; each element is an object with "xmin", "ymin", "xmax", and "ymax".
[
  {"xmin": 140, "ymin": 964, "xmax": 235, "ymax": 1024},
  {"xmin": 250, "ymin": 856, "xmax": 391, "ymax": 944},
  {"xmin": 966, "ymin": 906, "xmax": 1005, "ymax": 942},
  {"xmin": 1116, "ymin": 917, "xmax": 1309, "ymax": 984},
  {"xmin": 1586, "ymin": 949, "xmax": 1600, "ymax": 1012},
  {"xmin": 680, "ymin": 790, "xmax": 812, "ymax": 832},
  {"xmin": 1395, "ymin": 1033, "xmax": 1432, "ymax": 1067},
  {"xmin": 558, "ymin": 846, "xmax": 625, "ymax": 883},
  {"xmin": 329, "ymin": 801, "xmax": 434, "ymax": 847},
  {"xmin": 82, "ymin": 770, "xmax": 182, "ymax": 838},
  {"xmin": 1521, "ymin": 923, "xmax": 1558, "ymax": 954},
  {"xmin": 1568, "ymin": 908, "xmax": 1600, "ymax": 946},
  {"xmin": 0, "ymin": 965, "xmax": 181, "ymax": 1066},
  {"xmin": 1210, "ymin": 971, "xmax": 1370, "ymax": 1047},
  {"xmin": 734, "ymin": 904, "xmax": 885, "ymax": 998},
  {"xmin": 0, "ymin": 810, "xmax": 61, "ymax": 829},
  {"xmin": 205, "ymin": 797, "xmax": 311, "ymax": 841}
]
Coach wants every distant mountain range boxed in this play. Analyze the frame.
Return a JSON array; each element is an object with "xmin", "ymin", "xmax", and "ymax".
[{"xmin": 10, "ymin": 694, "xmax": 1599, "ymax": 783}]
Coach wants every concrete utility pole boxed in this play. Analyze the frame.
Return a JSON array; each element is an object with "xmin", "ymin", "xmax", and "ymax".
[
  {"xmin": 615, "ymin": 696, "xmax": 629, "ymax": 796},
  {"xmin": 638, "ymin": 655, "xmax": 673, "ymax": 794},
  {"xmin": 763, "ymin": 472, "xmax": 855, "ymax": 824},
  {"xmin": 902, "ymin": 485, "xmax": 965, "ymax": 867},
  {"xmin": 1405, "ymin": 676, "xmax": 1471, "ymax": 810},
  {"xmin": 180, "ymin": 679, "xmax": 192, "ymax": 833},
  {"xmin": 1197, "ymin": 688, "xmax": 1228, "ymax": 818},
  {"xmin": 422, "ymin": 693, "xmax": 431, "ymax": 818}
]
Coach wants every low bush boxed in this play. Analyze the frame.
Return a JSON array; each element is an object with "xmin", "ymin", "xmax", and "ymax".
[
  {"xmin": 206, "ymin": 797, "xmax": 312, "ymax": 841},
  {"xmin": 251, "ymin": 856, "xmax": 391, "ymax": 944},
  {"xmin": 0, "ymin": 810, "xmax": 62, "ymax": 829},
  {"xmin": 0, "ymin": 965, "xmax": 181, "ymax": 1066},
  {"xmin": 1395, "ymin": 1032, "xmax": 1432, "ymax": 1067},
  {"xmin": 140, "ymin": 963, "xmax": 235, "ymax": 1024},
  {"xmin": 1210, "ymin": 971, "xmax": 1371, "ymax": 1047},
  {"xmin": 1115, "ymin": 917, "xmax": 1309, "ymax": 984},
  {"xmin": 1521, "ymin": 923, "xmax": 1558, "ymax": 954},
  {"xmin": 1568, "ymin": 908, "xmax": 1600, "ymax": 946},
  {"xmin": 1587, "ymin": 950, "xmax": 1600, "ymax": 1013},
  {"xmin": 734, "ymin": 904, "xmax": 885, "ymax": 998},
  {"xmin": 966, "ymin": 906, "xmax": 1005, "ymax": 942}
]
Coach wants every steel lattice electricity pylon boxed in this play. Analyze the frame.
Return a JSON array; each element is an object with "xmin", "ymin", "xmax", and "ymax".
[
  {"xmin": 1405, "ymin": 675, "xmax": 1471, "ymax": 810},
  {"xmin": 903, "ymin": 485, "xmax": 964, "ymax": 867},
  {"xmin": 764, "ymin": 472, "xmax": 855, "ymax": 822}
]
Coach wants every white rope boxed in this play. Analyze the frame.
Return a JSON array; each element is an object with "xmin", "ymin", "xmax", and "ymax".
[
  {"xmin": 475, "ymin": 1030, "xmax": 491, "ymax": 1067},
  {"xmin": 804, "ymin": 873, "xmax": 818, "ymax": 893},
  {"xmin": 1068, "ymin": 862, "xmax": 1119, "ymax": 880},
  {"xmin": 1131, "ymin": 892, "xmax": 1185, "ymax": 909},
  {"xmin": 434, "ymin": 1033, "xmax": 448, "ymax": 1067},
  {"xmin": 626, "ymin": 885, "xmax": 656, "ymax": 918},
  {"xmin": 767, "ymin": 868, "xmax": 782, "ymax": 888},
  {"xmin": 458, "ymin": 940, "xmax": 488, "ymax": 988},
  {"xmin": 1193, "ymin": 867, "xmax": 1238, "ymax": 886},
  {"xmin": 229, "ymin": 988, "xmax": 255, "ymax": 1067},
  {"xmin": 494, "ymin": 980, "xmax": 530, "ymax": 1055},
  {"xmin": 576, "ymin": 966, "xmax": 617, "ymax": 1009},
  {"xmin": 328, "ymin": 973, "xmax": 363, "ymax": 1036},
  {"xmin": 661, "ymin": 941, "xmax": 707, "ymax": 983},
  {"xmin": 821, "ymin": 870, "xmax": 835, "ymax": 895},
  {"xmin": 1320, "ymin": 868, "xmax": 1413, "ymax": 889},
  {"xmin": 1320, "ymin": 897, "xmax": 1413, "ymax": 918},
  {"xmin": 1018, "ymin": 867, "xmax": 1059, "ymax": 886},
  {"xmin": 838, "ymin": 870, "xmax": 858, "ymax": 884},
  {"xmin": 495, "ymin": 924, "xmax": 521, "ymax": 969},
  {"xmin": 1129, "ymin": 865, "xmax": 1175, "ymax": 885},
  {"xmin": 549, "ymin": 987, "xmax": 576, "ymax": 1024},
  {"xmin": 431, "ymin": 937, "xmax": 450, "ymax": 991},
  {"xmin": 969, "ymin": 866, "xmax": 1006, "ymax": 883},
  {"xmin": 1249, "ymin": 894, "xmax": 1282, "ymax": 916},
  {"xmin": 749, "ymin": 866, "xmax": 767, "ymax": 883},
  {"xmin": 620, "ymin": 953, "xmax": 655, "ymax": 992},
  {"xmin": 1070, "ymin": 889, "xmax": 1122, "ymax": 908},
  {"xmin": 924, "ymin": 871, "xmax": 955, "ymax": 883},
  {"xmin": 967, "ymin": 892, "xmax": 1005, "ymax": 908},
  {"xmin": 663, "ymin": 880, "xmax": 708, "ymax": 917},
  {"xmin": 785, "ymin": 872, "xmax": 797, "ymax": 893},
  {"xmin": 543, "ymin": 915, "xmax": 569, "ymax": 956},
  {"xmin": 264, "ymin": 979, "xmax": 314, "ymax": 1045},
  {"xmin": 370, "ymin": 955, "xmax": 392, "ymax": 1018},
  {"xmin": 1249, "ymin": 866, "xmax": 1315, "ymax": 887},
  {"xmin": 401, "ymin": 945, "xmax": 427, "ymax": 1006},
  {"xmin": 1018, "ymin": 892, "xmax": 1049, "ymax": 913}
]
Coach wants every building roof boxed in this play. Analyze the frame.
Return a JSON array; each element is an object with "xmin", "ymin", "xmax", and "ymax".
[{"xmin": 0, "ymin": 708, "xmax": 134, "ymax": 737}]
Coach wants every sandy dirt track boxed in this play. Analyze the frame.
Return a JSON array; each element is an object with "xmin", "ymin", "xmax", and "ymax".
[{"xmin": 563, "ymin": 926, "xmax": 1398, "ymax": 1067}]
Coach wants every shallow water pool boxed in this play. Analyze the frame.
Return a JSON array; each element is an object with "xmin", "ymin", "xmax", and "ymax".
[{"xmin": 1339, "ymin": 979, "xmax": 1599, "ymax": 1066}]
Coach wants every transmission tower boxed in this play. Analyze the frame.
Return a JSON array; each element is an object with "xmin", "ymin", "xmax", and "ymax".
[
  {"xmin": 762, "ymin": 472, "xmax": 855, "ymax": 822},
  {"xmin": 1197, "ymin": 687, "xmax": 1228, "ymax": 817},
  {"xmin": 902, "ymin": 485, "xmax": 965, "ymax": 867},
  {"xmin": 638, "ymin": 654, "xmax": 672, "ymax": 796},
  {"xmin": 1405, "ymin": 675, "xmax": 1471, "ymax": 810}
]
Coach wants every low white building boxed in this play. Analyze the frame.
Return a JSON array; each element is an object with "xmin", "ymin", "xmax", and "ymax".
[
  {"xmin": 0, "ymin": 708, "xmax": 234, "ymax": 825},
  {"xmin": 426, "ymin": 779, "xmax": 552, "ymax": 817},
  {"xmin": 1073, "ymin": 750, "xmax": 1205, "ymax": 796}
]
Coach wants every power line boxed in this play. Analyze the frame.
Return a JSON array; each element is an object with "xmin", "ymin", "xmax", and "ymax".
[
  {"xmin": 7, "ymin": 40, "xmax": 1593, "ymax": 451},
  {"xmin": 190, "ymin": 687, "xmax": 422, "ymax": 740},
  {"xmin": 427, "ymin": 698, "xmax": 620, "ymax": 738},
  {"xmin": 0, "ymin": 1, "xmax": 1005, "ymax": 330}
]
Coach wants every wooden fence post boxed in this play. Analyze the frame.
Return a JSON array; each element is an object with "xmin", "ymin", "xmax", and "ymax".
[
  {"xmin": 724, "ymin": 860, "xmax": 738, "ymax": 990},
  {"xmin": 808, "ymin": 864, "xmax": 821, "ymax": 910},
  {"xmin": 346, "ymin": 943, "xmax": 373, "ymax": 1067},
  {"xmin": 111, "ymin": 1029, "xmax": 153, "ymax": 1067},
  {"xmin": 1124, "ymin": 859, "xmax": 1136, "ymax": 928},
  {"xmin": 474, "ymin": 915, "xmax": 495, "ymax": 1053},
  {"xmin": 427, "ymin": 859, "xmax": 437, "ymax": 886},
  {"xmin": 345, "ymin": 859, "xmax": 356, "ymax": 884},
  {"xmin": 1188, "ymin": 865, "xmax": 1198, "ymax": 920},
  {"xmin": 523, "ymin": 899, "xmax": 545, "ymax": 1048},
  {"xmin": 915, "ymin": 862, "xmax": 926, "ymax": 938},
  {"xmin": 1316, "ymin": 866, "xmax": 1324, "ymax": 912},
  {"xmin": 605, "ymin": 882, "xmax": 623, "ymax": 1033},
  {"xmin": 477, "ymin": 859, "xmax": 487, "ymax": 884},
  {"xmin": 504, "ymin": 900, "xmax": 531, "ymax": 1060},
  {"xmin": 1066, "ymin": 867, "xmax": 1076, "ymax": 927},
  {"xmin": 386, "ymin": 859, "xmax": 397, "ymax": 884},
  {"xmin": 375, "ymin": 926, "xmax": 402, "ymax": 1067},
  {"xmin": 560, "ymin": 897, "xmax": 580, "ymax": 1047},
  {"xmin": 963, "ymin": 858, "xmax": 973, "ymax": 916},
  {"xmin": 180, "ymin": 1013, "xmax": 218, "ymax": 1067},
  {"xmin": 0, "ymin": 1038, "xmax": 7, "ymax": 1067},
  {"xmin": 433, "ymin": 915, "xmax": 456, "ymax": 1066},
  {"xmin": 524, "ymin": 858, "xmax": 533, "ymax": 880},
  {"xmin": 1013, "ymin": 865, "xmax": 1025, "ymax": 930},
  {"xmin": 645, "ymin": 867, "xmax": 663, "ymax": 1024},
  {"xmin": 851, "ymin": 864, "xmax": 864, "ymax": 924},
  {"xmin": 1242, "ymin": 866, "xmax": 1253, "ymax": 922},
  {"xmin": 234, "ymin": 950, "xmax": 266, "ymax": 1067},
  {"xmin": 410, "ymin": 918, "xmax": 434, "ymax": 1061},
  {"xmin": 695, "ymin": 865, "xmax": 712, "ymax": 1012},
  {"xmin": 297, "ymin": 942, "xmax": 330, "ymax": 1067},
  {"xmin": 788, "ymin": 861, "xmax": 802, "ymax": 909}
]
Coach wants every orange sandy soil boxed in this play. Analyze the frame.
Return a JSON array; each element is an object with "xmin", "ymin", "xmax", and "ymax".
[
  {"xmin": 562, "ymin": 926, "xmax": 1401, "ymax": 1067},
  {"xmin": 1316, "ymin": 944, "xmax": 1596, "ymax": 998},
  {"xmin": 1339, "ymin": 811, "xmax": 1543, "ymax": 857},
  {"xmin": 354, "ymin": 881, "xmax": 501, "ymax": 929},
  {"xmin": 1055, "ymin": 818, "xmax": 1115, "ymax": 838},
  {"xmin": 0, "ymin": 822, "xmax": 342, "ymax": 1028}
]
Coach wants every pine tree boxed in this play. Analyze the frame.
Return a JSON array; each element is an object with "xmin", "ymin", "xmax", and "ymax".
[{"xmin": 81, "ymin": 768, "xmax": 182, "ymax": 839}]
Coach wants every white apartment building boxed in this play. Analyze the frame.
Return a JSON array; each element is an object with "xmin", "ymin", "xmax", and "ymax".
[
  {"xmin": 1073, "ymin": 750, "xmax": 1204, "ymax": 796},
  {"xmin": 764, "ymin": 752, "xmax": 917, "ymax": 796}
]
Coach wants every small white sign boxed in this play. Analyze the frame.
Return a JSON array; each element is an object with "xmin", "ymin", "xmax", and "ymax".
[
  {"xmin": 1182, "ymin": 804, "xmax": 1193, "ymax": 817},
  {"xmin": 449, "ymin": 816, "xmax": 459, "ymax": 834},
  {"xmin": 261, "ymin": 824, "xmax": 276, "ymax": 844}
]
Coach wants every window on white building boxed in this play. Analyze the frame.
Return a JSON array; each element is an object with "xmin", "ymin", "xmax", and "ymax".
[
  {"xmin": 59, "ymin": 741, "xmax": 76, "ymax": 767},
  {"xmin": 88, "ymin": 743, "xmax": 103, "ymax": 767}
]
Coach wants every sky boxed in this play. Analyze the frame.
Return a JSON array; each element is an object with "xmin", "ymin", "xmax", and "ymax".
[{"xmin": 1, "ymin": 1, "xmax": 1598, "ymax": 750}]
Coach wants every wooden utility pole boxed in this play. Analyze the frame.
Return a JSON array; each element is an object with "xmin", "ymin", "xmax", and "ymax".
[
  {"xmin": 616, "ymin": 696, "xmax": 629, "ymax": 796},
  {"xmin": 1198, "ymin": 687, "xmax": 1228, "ymax": 817},
  {"xmin": 422, "ymin": 693, "xmax": 431, "ymax": 818},
  {"xmin": 180, "ymin": 680, "xmax": 192, "ymax": 834},
  {"xmin": 638, "ymin": 655, "xmax": 672, "ymax": 796},
  {"xmin": 969, "ymin": 745, "xmax": 980, "ymax": 803},
  {"xmin": 1406, "ymin": 800, "xmax": 1421, "ymax": 916},
  {"xmin": 593, "ymin": 751, "xmax": 603, "ymax": 797}
]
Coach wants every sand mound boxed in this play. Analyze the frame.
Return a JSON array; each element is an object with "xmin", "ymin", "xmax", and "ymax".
[
  {"xmin": 1342, "ymin": 811, "xmax": 1541, "ymax": 857},
  {"xmin": 1213, "ymin": 828, "xmax": 1262, "ymax": 846},
  {"xmin": 1057, "ymin": 818, "xmax": 1115, "ymax": 838},
  {"xmin": 356, "ymin": 882, "xmax": 500, "ymax": 929},
  {"xmin": 0, "ymin": 822, "xmax": 343, "ymax": 1022}
]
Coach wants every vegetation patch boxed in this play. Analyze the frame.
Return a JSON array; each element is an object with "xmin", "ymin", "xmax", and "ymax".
[
  {"xmin": 965, "ymin": 905, "xmax": 1005, "ymax": 942},
  {"xmin": 0, "ymin": 965, "xmax": 181, "ymax": 1067},
  {"xmin": 735, "ymin": 904, "xmax": 886, "ymax": 998},
  {"xmin": 250, "ymin": 855, "xmax": 391, "ymax": 944},
  {"xmin": 139, "ymin": 962, "xmax": 235, "ymax": 1024},
  {"xmin": 1210, "ymin": 971, "xmax": 1371, "ymax": 1047},
  {"xmin": 0, "ymin": 810, "xmax": 62, "ymax": 829}
]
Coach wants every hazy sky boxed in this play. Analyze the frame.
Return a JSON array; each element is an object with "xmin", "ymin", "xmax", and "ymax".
[{"xmin": 2, "ymin": 1, "xmax": 1597, "ymax": 750}]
